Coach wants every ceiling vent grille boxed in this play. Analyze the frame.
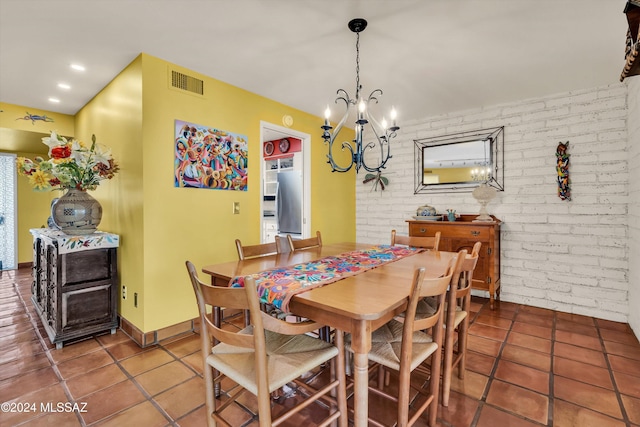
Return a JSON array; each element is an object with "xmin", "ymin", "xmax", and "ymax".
[{"xmin": 170, "ymin": 70, "xmax": 204, "ymax": 95}]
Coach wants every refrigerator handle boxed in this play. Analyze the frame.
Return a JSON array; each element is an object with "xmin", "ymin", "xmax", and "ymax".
[{"xmin": 275, "ymin": 181, "xmax": 281, "ymax": 231}]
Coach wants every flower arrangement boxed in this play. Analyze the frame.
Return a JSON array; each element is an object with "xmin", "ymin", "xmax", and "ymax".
[{"xmin": 16, "ymin": 131, "xmax": 119, "ymax": 191}]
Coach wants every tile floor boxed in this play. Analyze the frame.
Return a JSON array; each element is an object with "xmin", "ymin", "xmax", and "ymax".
[{"xmin": 1, "ymin": 267, "xmax": 640, "ymax": 426}]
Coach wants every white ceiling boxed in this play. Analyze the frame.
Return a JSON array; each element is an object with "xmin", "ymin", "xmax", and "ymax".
[{"xmin": 0, "ymin": 0, "xmax": 629, "ymax": 124}]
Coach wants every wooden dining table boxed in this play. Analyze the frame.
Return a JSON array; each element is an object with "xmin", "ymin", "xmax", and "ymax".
[{"xmin": 202, "ymin": 242, "xmax": 456, "ymax": 427}]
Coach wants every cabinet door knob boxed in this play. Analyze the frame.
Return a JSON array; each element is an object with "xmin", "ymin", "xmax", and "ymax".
[
  {"xmin": 471, "ymin": 231, "xmax": 480, "ymax": 236},
  {"xmin": 420, "ymin": 228, "xmax": 426, "ymax": 233}
]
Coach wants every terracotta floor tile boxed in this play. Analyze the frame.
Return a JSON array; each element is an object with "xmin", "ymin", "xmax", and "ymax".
[
  {"xmin": 554, "ymin": 342, "xmax": 607, "ymax": 367},
  {"xmin": 519, "ymin": 305, "xmax": 555, "ymax": 317},
  {"xmin": 486, "ymin": 379, "xmax": 548, "ymax": 424},
  {"xmin": 0, "ymin": 322, "xmax": 37, "ymax": 339},
  {"xmin": 181, "ymin": 351, "xmax": 204, "ymax": 375},
  {"xmin": 92, "ymin": 400, "xmax": 169, "ymax": 427},
  {"xmin": 511, "ymin": 321, "xmax": 552, "ymax": 340},
  {"xmin": 436, "ymin": 390, "xmax": 479, "ymax": 427},
  {"xmin": 95, "ymin": 329, "xmax": 135, "ymax": 347},
  {"xmin": 556, "ymin": 311, "xmax": 596, "ymax": 326},
  {"xmin": 469, "ymin": 323, "xmax": 509, "ymax": 341},
  {"xmin": 597, "ymin": 318, "xmax": 633, "ymax": 333},
  {"xmin": 0, "ymin": 339, "xmax": 46, "ymax": 364},
  {"xmin": 66, "ymin": 363, "xmax": 129, "ymax": 398},
  {"xmin": 553, "ymin": 398, "xmax": 626, "ymax": 427},
  {"xmin": 56, "ymin": 348, "xmax": 114, "ymax": 379},
  {"xmin": 465, "ymin": 350, "xmax": 495, "ymax": 376},
  {"xmin": 0, "ymin": 383, "xmax": 70, "ymax": 426},
  {"xmin": 494, "ymin": 359, "xmax": 549, "ymax": 394},
  {"xmin": 622, "ymin": 394, "xmax": 640, "ymax": 425},
  {"xmin": 600, "ymin": 328, "xmax": 640, "ymax": 347},
  {"xmin": 106, "ymin": 340, "xmax": 155, "ymax": 360},
  {"xmin": 174, "ymin": 404, "xmax": 208, "ymax": 427},
  {"xmin": 153, "ymin": 377, "xmax": 206, "ymax": 420},
  {"xmin": 0, "ymin": 366, "xmax": 59, "ymax": 402},
  {"xmin": 120, "ymin": 347, "xmax": 175, "ymax": 377},
  {"xmin": 609, "ymin": 354, "xmax": 640, "ymax": 377},
  {"xmin": 135, "ymin": 360, "xmax": 195, "ymax": 396},
  {"xmin": 613, "ymin": 371, "xmax": 640, "ymax": 399},
  {"xmin": 0, "ymin": 352, "xmax": 51, "ymax": 381},
  {"xmin": 553, "ymin": 356, "xmax": 613, "ymax": 389},
  {"xmin": 476, "ymin": 404, "xmax": 540, "ymax": 427},
  {"xmin": 162, "ymin": 334, "xmax": 201, "ymax": 358},
  {"xmin": 555, "ymin": 329, "xmax": 602, "ymax": 351},
  {"xmin": 554, "ymin": 376, "xmax": 622, "ymax": 419},
  {"xmin": 17, "ymin": 411, "xmax": 81, "ymax": 426},
  {"xmin": 604, "ymin": 340, "xmax": 640, "ymax": 361},
  {"xmin": 80, "ymin": 379, "xmax": 147, "ymax": 425},
  {"xmin": 514, "ymin": 312, "xmax": 553, "ymax": 328},
  {"xmin": 474, "ymin": 314, "xmax": 513, "ymax": 330},
  {"xmin": 48, "ymin": 338, "xmax": 102, "ymax": 364},
  {"xmin": 467, "ymin": 335, "xmax": 502, "ymax": 357},
  {"xmin": 449, "ymin": 369, "xmax": 489, "ymax": 400},
  {"xmin": 501, "ymin": 344, "xmax": 550, "ymax": 371},
  {"xmin": 555, "ymin": 319, "xmax": 598, "ymax": 337},
  {"xmin": 507, "ymin": 331, "xmax": 551, "ymax": 354}
]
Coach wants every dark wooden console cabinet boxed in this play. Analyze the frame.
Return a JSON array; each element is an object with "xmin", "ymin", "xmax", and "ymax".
[
  {"xmin": 31, "ymin": 229, "xmax": 119, "ymax": 349},
  {"xmin": 407, "ymin": 215, "xmax": 502, "ymax": 309}
]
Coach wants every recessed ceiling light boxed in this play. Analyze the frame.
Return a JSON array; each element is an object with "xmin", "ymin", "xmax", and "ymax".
[
  {"xmin": 58, "ymin": 83, "xmax": 71, "ymax": 90},
  {"xmin": 70, "ymin": 63, "xmax": 85, "ymax": 71},
  {"xmin": 48, "ymin": 97, "xmax": 61, "ymax": 103}
]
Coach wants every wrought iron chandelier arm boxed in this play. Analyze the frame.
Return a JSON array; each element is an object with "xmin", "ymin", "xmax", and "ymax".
[{"xmin": 323, "ymin": 91, "xmax": 356, "ymax": 172}]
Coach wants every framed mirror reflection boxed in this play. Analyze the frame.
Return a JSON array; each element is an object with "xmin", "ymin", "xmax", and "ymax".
[{"xmin": 414, "ymin": 126, "xmax": 504, "ymax": 194}]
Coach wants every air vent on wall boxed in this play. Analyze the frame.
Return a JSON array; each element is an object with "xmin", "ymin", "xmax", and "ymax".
[{"xmin": 170, "ymin": 70, "xmax": 204, "ymax": 95}]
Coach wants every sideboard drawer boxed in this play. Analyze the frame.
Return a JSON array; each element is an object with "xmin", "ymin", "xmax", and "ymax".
[{"xmin": 408, "ymin": 222, "xmax": 490, "ymax": 240}]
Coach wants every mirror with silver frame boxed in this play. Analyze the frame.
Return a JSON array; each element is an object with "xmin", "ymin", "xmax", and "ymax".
[{"xmin": 414, "ymin": 126, "xmax": 504, "ymax": 194}]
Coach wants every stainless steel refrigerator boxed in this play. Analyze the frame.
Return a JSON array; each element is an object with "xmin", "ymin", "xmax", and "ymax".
[{"xmin": 276, "ymin": 170, "xmax": 302, "ymax": 236}]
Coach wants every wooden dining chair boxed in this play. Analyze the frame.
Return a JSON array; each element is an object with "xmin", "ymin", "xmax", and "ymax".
[
  {"xmin": 440, "ymin": 241, "xmax": 481, "ymax": 407},
  {"xmin": 391, "ymin": 229, "xmax": 441, "ymax": 251},
  {"xmin": 345, "ymin": 264, "xmax": 453, "ymax": 427},
  {"xmin": 235, "ymin": 238, "xmax": 283, "ymax": 260},
  {"xmin": 185, "ymin": 261, "xmax": 348, "ymax": 427},
  {"xmin": 287, "ymin": 230, "xmax": 322, "ymax": 252}
]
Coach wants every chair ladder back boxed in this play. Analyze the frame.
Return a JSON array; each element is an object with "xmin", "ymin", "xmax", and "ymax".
[
  {"xmin": 391, "ymin": 230, "xmax": 441, "ymax": 251},
  {"xmin": 287, "ymin": 231, "xmax": 322, "ymax": 252},
  {"xmin": 235, "ymin": 239, "xmax": 279, "ymax": 260}
]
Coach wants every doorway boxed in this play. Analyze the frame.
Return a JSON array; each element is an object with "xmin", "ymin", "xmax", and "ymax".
[
  {"xmin": 0, "ymin": 153, "xmax": 17, "ymax": 270},
  {"xmin": 259, "ymin": 121, "xmax": 311, "ymax": 243}
]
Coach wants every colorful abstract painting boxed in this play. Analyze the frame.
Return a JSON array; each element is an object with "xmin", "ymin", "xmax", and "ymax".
[{"xmin": 174, "ymin": 120, "xmax": 248, "ymax": 190}]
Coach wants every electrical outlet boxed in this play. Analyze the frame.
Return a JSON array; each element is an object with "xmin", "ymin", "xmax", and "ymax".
[
  {"xmin": 233, "ymin": 202, "xmax": 240, "ymax": 214},
  {"xmin": 122, "ymin": 285, "xmax": 127, "ymax": 300}
]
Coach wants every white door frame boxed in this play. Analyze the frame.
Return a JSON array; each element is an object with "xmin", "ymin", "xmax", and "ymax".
[
  {"xmin": 259, "ymin": 121, "xmax": 311, "ymax": 240},
  {"xmin": 0, "ymin": 152, "xmax": 18, "ymax": 270}
]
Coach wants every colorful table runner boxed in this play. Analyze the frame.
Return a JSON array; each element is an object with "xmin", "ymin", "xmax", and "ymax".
[{"xmin": 230, "ymin": 245, "xmax": 423, "ymax": 313}]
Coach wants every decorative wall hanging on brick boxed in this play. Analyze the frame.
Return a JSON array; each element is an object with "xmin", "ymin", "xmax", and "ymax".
[{"xmin": 556, "ymin": 141, "xmax": 570, "ymax": 201}]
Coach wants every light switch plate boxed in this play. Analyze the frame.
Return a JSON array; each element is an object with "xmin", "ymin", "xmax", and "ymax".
[{"xmin": 233, "ymin": 202, "xmax": 240, "ymax": 214}]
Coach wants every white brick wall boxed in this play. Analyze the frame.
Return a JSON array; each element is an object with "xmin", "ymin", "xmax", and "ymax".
[
  {"xmin": 356, "ymin": 83, "xmax": 630, "ymax": 322},
  {"xmin": 628, "ymin": 76, "xmax": 640, "ymax": 336}
]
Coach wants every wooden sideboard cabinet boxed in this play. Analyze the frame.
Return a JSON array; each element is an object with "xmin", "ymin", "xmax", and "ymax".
[
  {"xmin": 407, "ymin": 215, "xmax": 502, "ymax": 309},
  {"xmin": 30, "ymin": 229, "xmax": 120, "ymax": 349}
]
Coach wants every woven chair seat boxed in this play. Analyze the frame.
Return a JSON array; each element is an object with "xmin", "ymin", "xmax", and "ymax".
[
  {"xmin": 417, "ymin": 297, "xmax": 467, "ymax": 328},
  {"xmin": 209, "ymin": 326, "xmax": 338, "ymax": 395},
  {"xmin": 346, "ymin": 319, "xmax": 437, "ymax": 373}
]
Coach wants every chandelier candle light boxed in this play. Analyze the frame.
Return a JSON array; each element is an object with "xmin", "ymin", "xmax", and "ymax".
[{"xmin": 321, "ymin": 18, "xmax": 399, "ymax": 173}]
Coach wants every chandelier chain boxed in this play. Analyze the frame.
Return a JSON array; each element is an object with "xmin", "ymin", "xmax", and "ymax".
[{"xmin": 355, "ymin": 32, "xmax": 361, "ymax": 100}]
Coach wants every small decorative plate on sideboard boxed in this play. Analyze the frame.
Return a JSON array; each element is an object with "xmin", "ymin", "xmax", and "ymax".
[{"xmin": 412, "ymin": 215, "xmax": 443, "ymax": 221}]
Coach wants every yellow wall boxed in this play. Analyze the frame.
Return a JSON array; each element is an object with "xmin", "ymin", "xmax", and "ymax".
[
  {"xmin": 74, "ymin": 57, "xmax": 144, "ymax": 327},
  {"xmin": 0, "ymin": 103, "xmax": 75, "ymax": 263},
  {"xmin": 76, "ymin": 53, "xmax": 355, "ymax": 332}
]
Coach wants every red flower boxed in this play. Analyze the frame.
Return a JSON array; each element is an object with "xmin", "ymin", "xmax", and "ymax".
[{"xmin": 50, "ymin": 146, "xmax": 71, "ymax": 159}]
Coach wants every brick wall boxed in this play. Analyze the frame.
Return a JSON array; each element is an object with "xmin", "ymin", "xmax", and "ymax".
[
  {"xmin": 628, "ymin": 76, "xmax": 640, "ymax": 335},
  {"xmin": 356, "ymin": 83, "xmax": 630, "ymax": 322}
]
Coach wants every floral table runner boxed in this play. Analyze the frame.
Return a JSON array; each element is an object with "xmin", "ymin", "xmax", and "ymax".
[{"xmin": 230, "ymin": 245, "xmax": 423, "ymax": 313}]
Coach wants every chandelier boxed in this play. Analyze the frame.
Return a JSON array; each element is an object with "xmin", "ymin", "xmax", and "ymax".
[{"xmin": 321, "ymin": 18, "xmax": 399, "ymax": 173}]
